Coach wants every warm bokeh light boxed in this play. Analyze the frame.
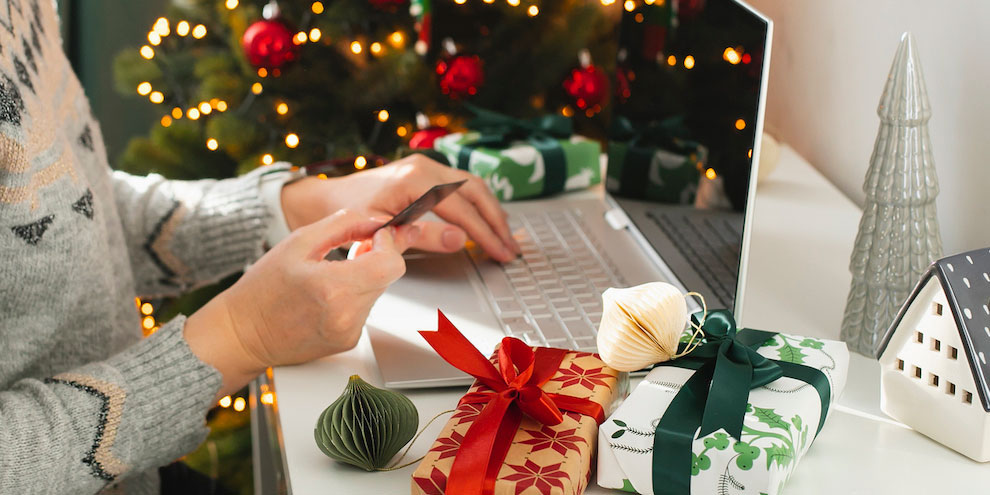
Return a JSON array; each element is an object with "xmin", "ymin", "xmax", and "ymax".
[
  {"xmin": 527, "ymin": 5, "xmax": 539, "ymax": 16},
  {"xmin": 257, "ymin": 67, "xmax": 268, "ymax": 78},
  {"xmin": 153, "ymin": 17, "xmax": 170, "ymax": 37},
  {"xmin": 397, "ymin": 126, "xmax": 408, "ymax": 137},
  {"xmin": 507, "ymin": 0, "xmax": 520, "ymax": 6},
  {"xmin": 262, "ymin": 153, "xmax": 274, "ymax": 165},
  {"xmin": 142, "ymin": 316, "xmax": 155, "ymax": 330},
  {"xmin": 216, "ymin": 101, "xmax": 228, "ymax": 112},
  {"xmin": 260, "ymin": 392, "xmax": 275, "ymax": 405},
  {"xmin": 172, "ymin": 107, "xmax": 183, "ymax": 119},
  {"xmin": 684, "ymin": 55, "xmax": 695, "ymax": 69},
  {"xmin": 276, "ymin": 102, "xmax": 289, "ymax": 115},
  {"xmin": 377, "ymin": 109, "xmax": 389, "ymax": 122},
  {"xmin": 206, "ymin": 138, "xmax": 219, "ymax": 151},
  {"xmin": 225, "ymin": 0, "xmax": 238, "ymax": 9},
  {"xmin": 311, "ymin": 1, "xmax": 324, "ymax": 14},
  {"xmin": 350, "ymin": 41, "xmax": 362, "ymax": 54},
  {"xmin": 389, "ymin": 31, "xmax": 404, "ymax": 47},
  {"xmin": 624, "ymin": 0, "xmax": 636, "ymax": 11},
  {"xmin": 149, "ymin": 91, "xmax": 164, "ymax": 104},
  {"xmin": 160, "ymin": 116, "xmax": 172, "ymax": 127},
  {"xmin": 177, "ymin": 20, "xmax": 190, "ymax": 36},
  {"xmin": 735, "ymin": 118, "xmax": 746, "ymax": 130},
  {"xmin": 635, "ymin": 13, "xmax": 644, "ymax": 22},
  {"xmin": 187, "ymin": 107, "xmax": 201, "ymax": 120},
  {"xmin": 561, "ymin": 106, "xmax": 574, "ymax": 117},
  {"xmin": 252, "ymin": 82, "xmax": 263, "ymax": 94},
  {"xmin": 148, "ymin": 31, "xmax": 161, "ymax": 46},
  {"xmin": 748, "ymin": 148, "xmax": 753, "ymax": 159},
  {"xmin": 233, "ymin": 397, "xmax": 246, "ymax": 412},
  {"xmin": 666, "ymin": 55, "xmax": 677, "ymax": 66},
  {"xmin": 309, "ymin": 28, "xmax": 322, "ymax": 42},
  {"xmin": 140, "ymin": 302, "xmax": 154, "ymax": 315},
  {"xmin": 723, "ymin": 47, "xmax": 741, "ymax": 65},
  {"xmin": 199, "ymin": 102, "xmax": 212, "ymax": 114},
  {"xmin": 370, "ymin": 42, "xmax": 383, "ymax": 54},
  {"xmin": 454, "ymin": 0, "xmax": 466, "ymax": 4},
  {"xmin": 294, "ymin": 31, "xmax": 307, "ymax": 45},
  {"xmin": 192, "ymin": 24, "xmax": 207, "ymax": 39},
  {"xmin": 705, "ymin": 168, "xmax": 717, "ymax": 180},
  {"xmin": 139, "ymin": 45, "xmax": 154, "ymax": 59},
  {"xmin": 137, "ymin": 82, "xmax": 152, "ymax": 95},
  {"xmin": 354, "ymin": 156, "xmax": 367, "ymax": 169},
  {"xmin": 285, "ymin": 133, "xmax": 299, "ymax": 148},
  {"xmin": 600, "ymin": 0, "xmax": 616, "ymax": 4},
  {"xmin": 219, "ymin": 395, "xmax": 232, "ymax": 408}
]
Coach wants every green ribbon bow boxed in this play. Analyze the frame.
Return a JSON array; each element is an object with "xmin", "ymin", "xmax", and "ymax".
[
  {"xmin": 456, "ymin": 105, "xmax": 573, "ymax": 197},
  {"xmin": 651, "ymin": 310, "xmax": 832, "ymax": 495}
]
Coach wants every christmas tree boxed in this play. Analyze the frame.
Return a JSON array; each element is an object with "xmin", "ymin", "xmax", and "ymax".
[
  {"xmin": 112, "ymin": 0, "xmax": 619, "ymax": 182},
  {"xmin": 839, "ymin": 32, "xmax": 943, "ymax": 357}
]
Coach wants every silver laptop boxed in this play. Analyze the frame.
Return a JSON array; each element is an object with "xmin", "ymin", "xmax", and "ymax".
[{"xmin": 368, "ymin": 0, "xmax": 773, "ymax": 388}]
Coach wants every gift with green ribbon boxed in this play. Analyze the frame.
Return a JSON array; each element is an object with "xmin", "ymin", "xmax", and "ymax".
[
  {"xmin": 605, "ymin": 117, "xmax": 708, "ymax": 205},
  {"xmin": 433, "ymin": 106, "xmax": 601, "ymax": 201},
  {"xmin": 597, "ymin": 310, "xmax": 849, "ymax": 495}
]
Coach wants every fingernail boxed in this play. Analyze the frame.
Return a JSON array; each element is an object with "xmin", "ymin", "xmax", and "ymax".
[
  {"xmin": 442, "ymin": 229, "xmax": 467, "ymax": 250},
  {"xmin": 406, "ymin": 225, "xmax": 422, "ymax": 243}
]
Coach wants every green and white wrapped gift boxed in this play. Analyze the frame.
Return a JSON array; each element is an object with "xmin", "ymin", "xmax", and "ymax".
[
  {"xmin": 433, "ymin": 106, "xmax": 601, "ymax": 201},
  {"xmin": 597, "ymin": 311, "xmax": 849, "ymax": 495}
]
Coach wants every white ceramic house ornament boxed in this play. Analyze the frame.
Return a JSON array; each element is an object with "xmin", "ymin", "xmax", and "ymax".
[{"xmin": 875, "ymin": 248, "xmax": 990, "ymax": 461}]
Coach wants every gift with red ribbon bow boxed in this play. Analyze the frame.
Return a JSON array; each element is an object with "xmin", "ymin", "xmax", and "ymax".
[{"xmin": 411, "ymin": 310, "xmax": 626, "ymax": 495}]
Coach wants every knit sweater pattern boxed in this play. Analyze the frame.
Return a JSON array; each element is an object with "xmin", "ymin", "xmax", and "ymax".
[{"xmin": 1, "ymin": 2, "xmax": 281, "ymax": 493}]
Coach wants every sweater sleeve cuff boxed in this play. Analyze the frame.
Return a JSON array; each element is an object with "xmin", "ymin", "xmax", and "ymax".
[
  {"xmin": 258, "ymin": 162, "xmax": 306, "ymax": 248},
  {"xmin": 100, "ymin": 317, "xmax": 222, "ymax": 471}
]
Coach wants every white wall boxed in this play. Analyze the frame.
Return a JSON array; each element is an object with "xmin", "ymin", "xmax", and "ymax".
[{"xmin": 747, "ymin": 0, "xmax": 990, "ymax": 254}]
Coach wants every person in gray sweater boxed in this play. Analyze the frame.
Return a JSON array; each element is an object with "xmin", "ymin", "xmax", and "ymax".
[{"xmin": 0, "ymin": 2, "xmax": 519, "ymax": 493}]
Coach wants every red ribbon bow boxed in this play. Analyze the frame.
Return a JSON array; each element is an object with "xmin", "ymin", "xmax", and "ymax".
[{"xmin": 420, "ymin": 310, "xmax": 606, "ymax": 495}]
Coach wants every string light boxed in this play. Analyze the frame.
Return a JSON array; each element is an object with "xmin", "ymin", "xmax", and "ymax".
[
  {"xmin": 684, "ymin": 55, "xmax": 695, "ymax": 69},
  {"xmin": 216, "ymin": 101, "xmax": 228, "ymax": 112},
  {"xmin": 455, "ymin": 0, "xmax": 466, "ymax": 4},
  {"xmin": 317, "ymin": 173, "xmax": 328, "ymax": 180},
  {"xmin": 258, "ymin": 67, "xmax": 268, "ymax": 78},
  {"xmin": 561, "ymin": 106, "xmax": 574, "ymax": 117},
  {"xmin": 260, "ymin": 392, "xmax": 275, "ymax": 405},
  {"xmin": 354, "ymin": 156, "xmax": 367, "ymax": 169},
  {"xmin": 199, "ymin": 102, "xmax": 212, "ymax": 115},
  {"xmin": 206, "ymin": 138, "xmax": 219, "ymax": 150},
  {"xmin": 389, "ymin": 31, "xmax": 404, "ymax": 47},
  {"xmin": 350, "ymin": 41, "xmax": 362, "ymax": 54},
  {"xmin": 148, "ymin": 31, "xmax": 162, "ymax": 45},
  {"xmin": 435, "ymin": 115, "xmax": 450, "ymax": 127},
  {"xmin": 600, "ymin": 0, "xmax": 616, "ymax": 4},
  {"xmin": 160, "ymin": 115, "xmax": 172, "ymax": 127},
  {"xmin": 192, "ymin": 24, "xmax": 207, "ymax": 39},
  {"xmin": 149, "ymin": 91, "xmax": 164, "ymax": 104},
  {"xmin": 225, "ymin": 0, "xmax": 238, "ymax": 9},
  {"xmin": 294, "ymin": 31, "xmax": 307, "ymax": 45},
  {"xmin": 705, "ymin": 168, "xmax": 717, "ymax": 180},
  {"xmin": 276, "ymin": 102, "xmax": 289, "ymax": 115},
  {"xmin": 484, "ymin": 0, "xmax": 495, "ymax": 3},
  {"xmin": 153, "ymin": 18, "xmax": 170, "ymax": 37},
  {"xmin": 171, "ymin": 107, "xmax": 183, "ymax": 119},
  {"xmin": 187, "ymin": 107, "xmax": 201, "ymax": 120},
  {"xmin": 219, "ymin": 395, "xmax": 232, "ymax": 408},
  {"xmin": 645, "ymin": 0, "xmax": 656, "ymax": 4},
  {"xmin": 252, "ymin": 82, "xmax": 263, "ymax": 94},
  {"xmin": 370, "ymin": 42, "xmax": 382, "ymax": 55},
  {"xmin": 527, "ymin": 5, "xmax": 539, "ymax": 16},
  {"xmin": 507, "ymin": 0, "xmax": 520, "ymax": 6},
  {"xmin": 311, "ymin": 1, "xmax": 324, "ymax": 14},
  {"xmin": 377, "ymin": 109, "xmax": 389, "ymax": 122},
  {"xmin": 667, "ymin": 55, "xmax": 677, "ymax": 66},
  {"xmin": 309, "ymin": 28, "xmax": 322, "ymax": 42},
  {"xmin": 396, "ymin": 126, "xmax": 408, "ymax": 137},
  {"xmin": 140, "ymin": 302, "xmax": 154, "ymax": 315},
  {"xmin": 137, "ymin": 82, "xmax": 152, "ymax": 95},
  {"xmin": 635, "ymin": 13, "xmax": 644, "ymax": 22},
  {"xmin": 735, "ymin": 118, "xmax": 746, "ymax": 130},
  {"xmin": 723, "ymin": 47, "xmax": 741, "ymax": 65},
  {"xmin": 140, "ymin": 45, "xmax": 154, "ymax": 59},
  {"xmin": 176, "ymin": 20, "xmax": 190, "ymax": 36},
  {"xmin": 748, "ymin": 148, "xmax": 753, "ymax": 159},
  {"xmin": 624, "ymin": 0, "xmax": 636, "ymax": 11},
  {"xmin": 285, "ymin": 133, "xmax": 299, "ymax": 148},
  {"xmin": 142, "ymin": 316, "xmax": 155, "ymax": 330},
  {"xmin": 262, "ymin": 153, "xmax": 274, "ymax": 165},
  {"xmin": 233, "ymin": 397, "xmax": 246, "ymax": 412}
]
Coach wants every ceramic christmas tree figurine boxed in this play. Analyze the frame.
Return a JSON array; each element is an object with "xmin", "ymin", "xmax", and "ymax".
[{"xmin": 840, "ymin": 32, "xmax": 943, "ymax": 356}]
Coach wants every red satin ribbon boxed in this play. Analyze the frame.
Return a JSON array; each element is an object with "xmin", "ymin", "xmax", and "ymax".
[{"xmin": 420, "ymin": 310, "xmax": 607, "ymax": 495}]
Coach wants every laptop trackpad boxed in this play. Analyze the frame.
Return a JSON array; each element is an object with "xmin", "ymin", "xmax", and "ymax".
[{"xmin": 366, "ymin": 252, "xmax": 503, "ymax": 388}]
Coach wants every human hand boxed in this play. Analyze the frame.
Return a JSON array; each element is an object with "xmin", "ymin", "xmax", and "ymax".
[
  {"xmin": 184, "ymin": 209, "xmax": 417, "ymax": 397},
  {"xmin": 280, "ymin": 154, "xmax": 521, "ymax": 262}
]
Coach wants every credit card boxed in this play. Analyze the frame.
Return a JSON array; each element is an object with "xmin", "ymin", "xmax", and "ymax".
[{"xmin": 376, "ymin": 179, "xmax": 467, "ymax": 231}]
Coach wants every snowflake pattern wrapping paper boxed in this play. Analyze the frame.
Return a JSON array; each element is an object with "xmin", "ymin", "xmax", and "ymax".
[
  {"xmin": 597, "ymin": 334, "xmax": 849, "ymax": 495},
  {"xmin": 433, "ymin": 132, "xmax": 601, "ymax": 201},
  {"xmin": 411, "ymin": 350, "xmax": 626, "ymax": 495}
]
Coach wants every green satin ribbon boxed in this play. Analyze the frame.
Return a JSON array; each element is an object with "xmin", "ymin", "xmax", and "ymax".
[
  {"xmin": 456, "ymin": 105, "xmax": 573, "ymax": 197},
  {"xmin": 651, "ymin": 310, "xmax": 832, "ymax": 495},
  {"xmin": 608, "ymin": 116, "xmax": 691, "ymax": 198}
]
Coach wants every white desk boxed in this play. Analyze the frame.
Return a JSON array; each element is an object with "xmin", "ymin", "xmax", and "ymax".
[{"xmin": 257, "ymin": 145, "xmax": 987, "ymax": 494}]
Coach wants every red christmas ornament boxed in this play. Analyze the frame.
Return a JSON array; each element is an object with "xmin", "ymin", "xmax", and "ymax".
[
  {"xmin": 241, "ymin": 19, "xmax": 299, "ymax": 70},
  {"xmin": 409, "ymin": 127, "xmax": 449, "ymax": 149},
  {"xmin": 563, "ymin": 65, "xmax": 609, "ymax": 110},
  {"xmin": 436, "ymin": 55, "xmax": 484, "ymax": 99},
  {"xmin": 369, "ymin": 0, "xmax": 406, "ymax": 10}
]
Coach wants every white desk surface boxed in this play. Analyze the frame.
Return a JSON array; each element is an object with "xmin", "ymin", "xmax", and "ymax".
[{"xmin": 266, "ymin": 145, "xmax": 987, "ymax": 493}]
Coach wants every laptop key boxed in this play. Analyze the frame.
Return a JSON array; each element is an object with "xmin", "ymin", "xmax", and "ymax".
[
  {"xmin": 534, "ymin": 316, "xmax": 571, "ymax": 342},
  {"xmin": 565, "ymin": 319, "xmax": 597, "ymax": 339},
  {"xmin": 495, "ymin": 298, "xmax": 523, "ymax": 317},
  {"xmin": 476, "ymin": 262, "xmax": 516, "ymax": 300}
]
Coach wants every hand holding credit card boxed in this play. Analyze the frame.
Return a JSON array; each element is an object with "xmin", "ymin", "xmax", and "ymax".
[{"xmin": 375, "ymin": 179, "xmax": 467, "ymax": 232}]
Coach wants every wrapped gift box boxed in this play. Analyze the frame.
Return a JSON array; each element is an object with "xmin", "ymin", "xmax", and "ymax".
[
  {"xmin": 605, "ymin": 137, "xmax": 707, "ymax": 205},
  {"xmin": 412, "ymin": 318, "xmax": 627, "ymax": 495},
  {"xmin": 433, "ymin": 131, "xmax": 601, "ymax": 202},
  {"xmin": 597, "ymin": 330, "xmax": 848, "ymax": 495}
]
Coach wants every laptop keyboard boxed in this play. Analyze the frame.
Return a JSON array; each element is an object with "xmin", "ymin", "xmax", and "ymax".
[
  {"xmin": 645, "ymin": 210, "xmax": 741, "ymax": 304},
  {"xmin": 468, "ymin": 210, "xmax": 628, "ymax": 352}
]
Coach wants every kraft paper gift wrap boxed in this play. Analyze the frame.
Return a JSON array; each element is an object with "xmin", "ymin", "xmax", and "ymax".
[
  {"xmin": 596, "ymin": 331, "xmax": 848, "ymax": 495},
  {"xmin": 433, "ymin": 132, "xmax": 601, "ymax": 201},
  {"xmin": 411, "ymin": 313, "xmax": 628, "ymax": 495}
]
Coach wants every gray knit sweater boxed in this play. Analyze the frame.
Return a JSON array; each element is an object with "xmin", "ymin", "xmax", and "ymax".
[{"xmin": 1, "ymin": 3, "xmax": 286, "ymax": 493}]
